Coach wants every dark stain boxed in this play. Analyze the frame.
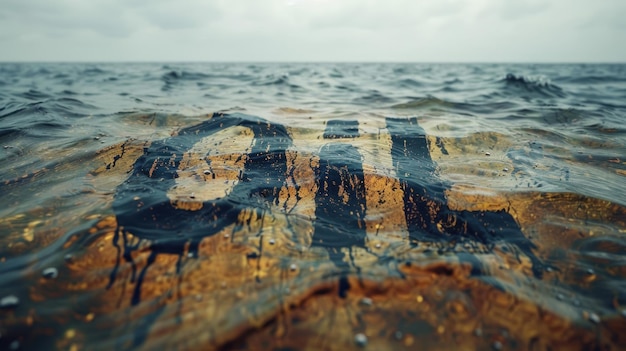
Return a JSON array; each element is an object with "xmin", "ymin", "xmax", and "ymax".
[
  {"xmin": 337, "ymin": 275, "xmax": 351, "ymax": 298},
  {"xmin": 312, "ymin": 142, "xmax": 367, "ymax": 268},
  {"xmin": 111, "ymin": 113, "xmax": 292, "ymax": 302},
  {"xmin": 323, "ymin": 119, "xmax": 359, "ymax": 139},
  {"xmin": 111, "ymin": 113, "xmax": 545, "ymax": 307},
  {"xmin": 386, "ymin": 117, "xmax": 544, "ymax": 277}
]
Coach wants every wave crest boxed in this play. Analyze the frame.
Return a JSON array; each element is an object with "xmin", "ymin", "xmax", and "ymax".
[{"xmin": 502, "ymin": 73, "xmax": 565, "ymax": 98}]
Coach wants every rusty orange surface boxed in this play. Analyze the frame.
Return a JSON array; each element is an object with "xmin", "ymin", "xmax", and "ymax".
[{"xmin": 1, "ymin": 113, "xmax": 625, "ymax": 351}]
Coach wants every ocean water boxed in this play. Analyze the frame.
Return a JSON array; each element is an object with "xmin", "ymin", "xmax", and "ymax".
[{"xmin": 1, "ymin": 63, "xmax": 625, "ymax": 350}]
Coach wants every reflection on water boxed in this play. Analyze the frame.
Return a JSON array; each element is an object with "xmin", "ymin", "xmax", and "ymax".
[{"xmin": 1, "ymin": 63, "xmax": 626, "ymax": 350}]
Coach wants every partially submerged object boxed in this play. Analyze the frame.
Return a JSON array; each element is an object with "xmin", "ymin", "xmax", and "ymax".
[{"xmin": 1, "ymin": 113, "xmax": 625, "ymax": 350}]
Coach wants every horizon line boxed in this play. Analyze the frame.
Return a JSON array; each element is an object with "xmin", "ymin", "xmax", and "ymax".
[{"xmin": 0, "ymin": 60, "xmax": 625, "ymax": 65}]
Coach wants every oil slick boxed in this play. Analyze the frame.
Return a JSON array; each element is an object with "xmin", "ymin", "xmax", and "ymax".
[{"xmin": 1, "ymin": 112, "xmax": 626, "ymax": 351}]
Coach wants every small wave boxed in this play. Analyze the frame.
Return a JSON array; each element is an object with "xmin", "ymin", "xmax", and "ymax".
[
  {"xmin": 329, "ymin": 69, "xmax": 344, "ymax": 78},
  {"xmin": 273, "ymin": 107, "xmax": 316, "ymax": 115},
  {"xmin": 397, "ymin": 78, "xmax": 425, "ymax": 88},
  {"xmin": 161, "ymin": 70, "xmax": 211, "ymax": 82},
  {"xmin": 0, "ymin": 101, "xmax": 26, "ymax": 118},
  {"xmin": 0, "ymin": 126, "xmax": 23, "ymax": 140},
  {"xmin": 540, "ymin": 108, "xmax": 586, "ymax": 125},
  {"xmin": 564, "ymin": 76, "xmax": 625, "ymax": 84},
  {"xmin": 462, "ymin": 101, "xmax": 517, "ymax": 114},
  {"xmin": 80, "ymin": 67, "xmax": 108, "ymax": 76},
  {"xmin": 161, "ymin": 70, "xmax": 213, "ymax": 92},
  {"xmin": 251, "ymin": 74, "xmax": 304, "ymax": 91},
  {"xmin": 502, "ymin": 73, "xmax": 565, "ymax": 98},
  {"xmin": 353, "ymin": 91, "xmax": 395, "ymax": 104},
  {"xmin": 391, "ymin": 96, "xmax": 453, "ymax": 109},
  {"xmin": 0, "ymin": 117, "xmax": 68, "ymax": 142},
  {"xmin": 17, "ymin": 89, "xmax": 52, "ymax": 101},
  {"xmin": 18, "ymin": 66, "xmax": 53, "ymax": 78},
  {"xmin": 0, "ymin": 102, "xmax": 48, "ymax": 119},
  {"xmin": 0, "ymin": 98, "xmax": 96, "ymax": 122},
  {"xmin": 392, "ymin": 66, "xmax": 408, "ymax": 75},
  {"xmin": 252, "ymin": 74, "xmax": 290, "ymax": 87},
  {"xmin": 444, "ymin": 78, "xmax": 463, "ymax": 85},
  {"xmin": 287, "ymin": 67, "xmax": 312, "ymax": 76}
]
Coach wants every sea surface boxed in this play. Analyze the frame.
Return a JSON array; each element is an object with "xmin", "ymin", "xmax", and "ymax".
[{"xmin": 1, "ymin": 63, "xmax": 625, "ymax": 350}]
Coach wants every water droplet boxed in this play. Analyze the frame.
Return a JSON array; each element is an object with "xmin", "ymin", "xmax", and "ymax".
[
  {"xmin": 42, "ymin": 267, "xmax": 58, "ymax": 279},
  {"xmin": 485, "ymin": 152, "xmax": 491, "ymax": 156},
  {"xmin": 492, "ymin": 341, "xmax": 503, "ymax": 350},
  {"xmin": 203, "ymin": 170, "xmax": 211, "ymax": 175},
  {"xmin": 223, "ymin": 233, "xmax": 230, "ymax": 239},
  {"xmin": 374, "ymin": 243, "xmax": 381, "ymax": 249},
  {"xmin": 360, "ymin": 297, "xmax": 373, "ymax": 306},
  {"xmin": 0, "ymin": 295, "xmax": 19, "ymax": 308},
  {"xmin": 289, "ymin": 263, "xmax": 298, "ymax": 272},
  {"xmin": 545, "ymin": 267, "xmax": 553, "ymax": 273},
  {"xmin": 556, "ymin": 293, "xmax": 564, "ymax": 301},
  {"xmin": 65, "ymin": 329, "xmax": 76, "ymax": 339},
  {"xmin": 588, "ymin": 312, "xmax": 601, "ymax": 324},
  {"xmin": 502, "ymin": 168, "xmax": 509, "ymax": 172},
  {"xmin": 187, "ymin": 252, "xmax": 194, "ymax": 258},
  {"xmin": 64, "ymin": 254, "xmax": 74, "ymax": 263},
  {"xmin": 268, "ymin": 238, "xmax": 276, "ymax": 245},
  {"xmin": 586, "ymin": 268, "xmax": 595, "ymax": 275},
  {"xmin": 354, "ymin": 333, "xmax": 368, "ymax": 347}
]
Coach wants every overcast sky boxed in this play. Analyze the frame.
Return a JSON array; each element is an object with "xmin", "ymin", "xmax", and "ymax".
[{"xmin": 1, "ymin": 0, "xmax": 624, "ymax": 62}]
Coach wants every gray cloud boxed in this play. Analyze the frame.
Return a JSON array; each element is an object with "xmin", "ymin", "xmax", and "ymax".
[
  {"xmin": 0, "ymin": 0, "xmax": 137, "ymax": 38},
  {"xmin": 495, "ymin": 0, "xmax": 549, "ymax": 21},
  {"xmin": 0, "ymin": 0, "xmax": 624, "ymax": 62},
  {"xmin": 128, "ymin": 0, "xmax": 221, "ymax": 30},
  {"xmin": 272, "ymin": 0, "xmax": 470, "ymax": 31},
  {"xmin": 0, "ymin": 0, "xmax": 220, "ymax": 38}
]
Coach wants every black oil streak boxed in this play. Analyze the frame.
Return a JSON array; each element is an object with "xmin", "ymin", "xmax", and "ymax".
[
  {"xmin": 312, "ymin": 141, "xmax": 367, "ymax": 268},
  {"xmin": 386, "ymin": 117, "xmax": 544, "ymax": 278},
  {"xmin": 108, "ymin": 113, "xmax": 547, "ymax": 348}
]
